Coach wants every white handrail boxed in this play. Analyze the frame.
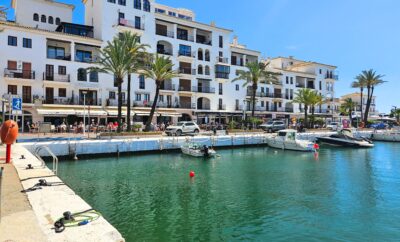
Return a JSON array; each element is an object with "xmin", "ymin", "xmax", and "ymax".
[{"xmin": 34, "ymin": 146, "xmax": 59, "ymax": 175}]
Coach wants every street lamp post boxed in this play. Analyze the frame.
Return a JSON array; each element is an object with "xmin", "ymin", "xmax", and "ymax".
[{"xmin": 82, "ymin": 90, "xmax": 87, "ymax": 136}]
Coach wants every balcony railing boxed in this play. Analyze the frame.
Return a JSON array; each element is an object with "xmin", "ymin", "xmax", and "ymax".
[
  {"xmin": 325, "ymin": 74, "xmax": 339, "ymax": 80},
  {"xmin": 47, "ymin": 53, "xmax": 72, "ymax": 61},
  {"xmin": 179, "ymin": 67, "xmax": 196, "ymax": 75},
  {"xmin": 215, "ymin": 72, "xmax": 229, "ymax": 79},
  {"xmin": 42, "ymin": 96, "xmax": 72, "ymax": 105},
  {"xmin": 197, "ymin": 104, "xmax": 211, "ymax": 110},
  {"xmin": 160, "ymin": 84, "xmax": 175, "ymax": 91},
  {"xmin": 157, "ymin": 48, "xmax": 173, "ymax": 56},
  {"xmin": 4, "ymin": 69, "xmax": 35, "ymax": 80},
  {"xmin": 157, "ymin": 102, "xmax": 173, "ymax": 108},
  {"xmin": 192, "ymin": 86, "xmax": 215, "ymax": 93},
  {"xmin": 119, "ymin": 18, "xmax": 145, "ymax": 30},
  {"xmin": 231, "ymin": 60, "xmax": 244, "ymax": 66},
  {"xmin": 196, "ymin": 39, "xmax": 212, "ymax": 45},
  {"xmin": 246, "ymin": 91, "xmax": 283, "ymax": 98},
  {"xmin": 177, "ymin": 34, "xmax": 194, "ymax": 42},
  {"xmin": 216, "ymin": 57, "xmax": 229, "ymax": 64},
  {"xmin": 218, "ymin": 104, "xmax": 226, "ymax": 110},
  {"xmin": 178, "ymin": 86, "xmax": 192, "ymax": 92},
  {"xmin": 78, "ymin": 98, "xmax": 102, "ymax": 106},
  {"xmin": 178, "ymin": 50, "xmax": 195, "ymax": 58},
  {"xmin": 156, "ymin": 30, "xmax": 175, "ymax": 38},
  {"xmin": 295, "ymin": 83, "xmax": 306, "ymax": 88},
  {"xmin": 43, "ymin": 73, "xmax": 70, "ymax": 82},
  {"xmin": 133, "ymin": 100, "xmax": 153, "ymax": 107},
  {"xmin": 235, "ymin": 105, "xmax": 243, "ymax": 111},
  {"xmin": 178, "ymin": 102, "xmax": 195, "ymax": 109},
  {"xmin": 106, "ymin": 99, "xmax": 128, "ymax": 106},
  {"xmin": 75, "ymin": 55, "xmax": 98, "ymax": 63}
]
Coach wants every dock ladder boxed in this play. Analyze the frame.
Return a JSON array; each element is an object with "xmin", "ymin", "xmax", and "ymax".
[{"xmin": 33, "ymin": 146, "xmax": 59, "ymax": 175}]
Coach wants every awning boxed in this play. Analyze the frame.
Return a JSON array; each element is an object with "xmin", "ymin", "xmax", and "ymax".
[
  {"xmin": 37, "ymin": 108, "xmax": 76, "ymax": 116},
  {"xmin": 76, "ymin": 109, "xmax": 108, "ymax": 116},
  {"xmin": 106, "ymin": 109, "xmax": 127, "ymax": 116},
  {"xmin": 156, "ymin": 111, "xmax": 182, "ymax": 117}
]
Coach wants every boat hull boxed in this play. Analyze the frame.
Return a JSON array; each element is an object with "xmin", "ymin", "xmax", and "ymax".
[
  {"xmin": 372, "ymin": 132, "xmax": 400, "ymax": 142},
  {"xmin": 267, "ymin": 139, "xmax": 315, "ymax": 152},
  {"xmin": 181, "ymin": 147, "xmax": 217, "ymax": 157},
  {"xmin": 317, "ymin": 137, "xmax": 374, "ymax": 148}
]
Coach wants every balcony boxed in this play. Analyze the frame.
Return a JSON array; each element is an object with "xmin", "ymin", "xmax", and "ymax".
[
  {"xmin": 156, "ymin": 30, "xmax": 175, "ymax": 38},
  {"xmin": 107, "ymin": 98, "xmax": 127, "ymax": 106},
  {"xmin": 179, "ymin": 67, "xmax": 196, "ymax": 75},
  {"xmin": 192, "ymin": 86, "xmax": 215, "ymax": 93},
  {"xmin": 178, "ymin": 50, "xmax": 195, "ymax": 58},
  {"xmin": 246, "ymin": 91, "xmax": 283, "ymax": 98},
  {"xmin": 177, "ymin": 34, "xmax": 194, "ymax": 42},
  {"xmin": 215, "ymin": 73, "xmax": 229, "ymax": 79},
  {"xmin": 118, "ymin": 18, "xmax": 145, "ymax": 30},
  {"xmin": 218, "ymin": 104, "xmax": 226, "ymax": 110},
  {"xmin": 231, "ymin": 59, "xmax": 244, "ymax": 66},
  {"xmin": 4, "ymin": 69, "xmax": 35, "ymax": 80},
  {"xmin": 196, "ymin": 39, "xmax": 212, "ymax": 45},
  {"xmin": 77, "ymin": 98, "xmax": 102, "ymax": 106},
  {"xmin": 157, "ymin": 48, "xmax": 173, "ymax": 56},
  {"xmin": 157, "ymin": 102, "xmax": 173, "ymax": 108},
  {"xmin": 216, "ymin": 57, "xmax": 229, "ymax": 64},
  {"xmin": 160, "ymin": 84, "xmax": 176, "ymax": 91},
  {"xmin": 43, "ymin": 73, "xmax": 70, "ymax": 82},
  {"xmin": 235, "ymin": 105, "xmax": 243, "ymax": 111},
  {"xmin": 325, "ymin": 73, "xmax": 339, "ymax": 80},
  {"xmin": 42, "ymin": 96, "xmax": 72, "ymax": 105},
  {"xmin": 177, "ymin": 102, "xmax": 195, "ymax": 109}
]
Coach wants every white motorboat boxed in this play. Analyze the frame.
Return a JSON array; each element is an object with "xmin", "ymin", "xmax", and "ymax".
[
  {"xmin": 371, "ymin": 129, "xmax": 400, "ymax": 142},
  {"xmin": 316, "ymin": 129, "xmax": 374, "ymax": 148},
  {"xmin": 181, "ymin": 143, "xmax": 217, "ymax": 158},
  {"xmin": 267, "ymin": 129, "xmax": 318, "ymax": 152}
]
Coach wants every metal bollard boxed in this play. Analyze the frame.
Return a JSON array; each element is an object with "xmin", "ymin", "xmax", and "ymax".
[{"xmin": 0, "ymin": 167, "xmax": 4, "ymax": 222}]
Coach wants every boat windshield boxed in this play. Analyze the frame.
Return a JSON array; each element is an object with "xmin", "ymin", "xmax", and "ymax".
[
  {"xmin": 278, "ymin": 132, "xmax": 287, "ymax": 137},
  {"xmin": 341, "ymin": 129, "xmax": 354, "ymax": 137}
]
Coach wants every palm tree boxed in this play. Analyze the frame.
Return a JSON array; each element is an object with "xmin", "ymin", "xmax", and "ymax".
[
  {"xmin": 141, "ymin": 54, "xmax": 179, "ymax": 131},
  {"xmin": 390, "ymin": 107, "xmax": 400, "ymax": 123},
  {"xmin": 355, "ymin": 69, "xmax": 385, "ymax": 124},
  {"xmin": 89, "ymin": 36, "xmax": 134, "ymax": 132},
  {"xmin": 291, "ymin": 88, "xmax": 314, "ymax": 128},
  {"xmin": 309, "ymin": 92, "xmax": 324, "ymax": 127},
  {"xmin": 351, "ymin": 76, "xmax": 366, "ymax": 123},
  {"xmin": 341, "ymin": 98, "xmax": 356, "ymax": 126},
  {"xmin": 232, "ymin": 61, "xmax": 280, "ymax": 117},
  {"xmin": 120, "ymin": 32, "xmax": 148, "ymax": 132}
]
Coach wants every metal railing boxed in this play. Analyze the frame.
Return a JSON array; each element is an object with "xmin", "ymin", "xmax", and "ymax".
[
  {"xmin": 160, "ymin": 84, "xmax": 175, "ymax": 91},
  {"xmin": 215, "ymin": 72, "xmax": 229, "ymax": 79},
  {"xmin": 218, "ymin": 104, "xmax": 226, "ymax": 110},
  {"xmin": 119, "ymin": 18, "xmax": 145, "ymax": 30},
  {"xmin": 216, "ymin": 57, "xmax": 229, "ymax": 64},
  {"xmin": 179, "ymin": 67, "xmax": 196, "ymax": 75},
  {"xmin": 43, "ymin": 73, "xmax": 70, "ymax": 82},
  {"xmin": 156, "ymin": 30, "xmax": 175, "ymax": 38},
  {"xmin": 157, "ymin": 49, "xmax": 173, "ymax": 56},
  {"xmin": 196, "ymin": 39, "xmax": 212, "ymax": 45},
  {"xmin": 178, "ymin": 50, "xmax": 195, "ymax": 58},
  {"xmin": 192, "ymin": 86, "xmax": 215, "ymax": 93},
  {"xmin": 177, "ymin": 34, "xmax": 194, "ymax": 42},
  {"xmin": 34, "ymin": 146, "xmax": 58, "ymax": 175},
  {"xmin": 4, "ymin": 68, "xmax": 36, "ymax": 79},
  {"xmin": 325, "ymin": 74, "xmax": 339, "ymax": 80}
]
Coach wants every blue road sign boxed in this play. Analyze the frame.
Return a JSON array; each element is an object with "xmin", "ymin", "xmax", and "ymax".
[{"xmin": 12, "ymin": 97, "xmax": 22, "ymax": 111}]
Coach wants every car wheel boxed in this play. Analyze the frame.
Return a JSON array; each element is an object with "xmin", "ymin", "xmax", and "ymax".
[
  {"xmin": 176, "ymin": 130, "xmax": 182, "ymax": 136},
  {"xmin": 194, "ymin": 129, "xmax": 199, "ymax": 135},
  {"xmin": 268, "ymin": 128, "xmax": 272, "ymax": 133}
]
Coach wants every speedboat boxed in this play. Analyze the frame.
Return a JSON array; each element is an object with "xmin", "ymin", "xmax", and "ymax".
[
  {"xmin": 371, "ymin": 128, "xmax": 400, "ymax": 142},
  {"xmin": 316, "ymin": 129, "xmax": 374, "ymax": 148},
  {"xmin": 267, "ymin": 129, "xmax": 318, "ymax": 152},
  {"xmin": 181, "ymin": 143, "xmax": 217, "ymax": 158}
]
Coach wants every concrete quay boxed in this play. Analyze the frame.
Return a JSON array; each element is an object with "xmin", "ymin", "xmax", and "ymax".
[{"xmin": 0, "ymin": 144, "xmax": 124, "ymax": 242}]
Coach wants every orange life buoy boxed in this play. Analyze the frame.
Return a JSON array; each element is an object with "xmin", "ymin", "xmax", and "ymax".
[{"xmin": 1, "ymin": 120, "xmax": 19, "ymax": 144}]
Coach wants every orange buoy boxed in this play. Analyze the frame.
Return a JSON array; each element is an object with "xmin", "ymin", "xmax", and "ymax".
[
  {"xmin": 313, "ymin": 143, "xmax": 320, "ymax": 150},
  {"xmin": 189, "ymin": 171, "xmax": 195, "ymax": 178},
  {"xmin": 1, "ymin": 120, "xmax": 19, "ymax": 163}
]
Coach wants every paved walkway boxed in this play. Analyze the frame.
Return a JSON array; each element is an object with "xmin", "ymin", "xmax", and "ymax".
[{"xmin": 0, "ymin": 155, "xmax": 47, "ymax": 241}]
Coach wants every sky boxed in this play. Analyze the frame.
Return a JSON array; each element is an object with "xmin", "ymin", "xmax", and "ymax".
[{"xmin": 2, "ymin": 0, "xmax": 399, "ymax": 113}]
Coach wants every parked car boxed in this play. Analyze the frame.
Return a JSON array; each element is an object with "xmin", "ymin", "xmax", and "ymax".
[
  {"xmin": 165, "ymin": 121, "xmax": 200, "ymax": 136},
  {"xmin": 259, "ymin": 121, "xmax": 286, "ymax": 133},
  {"xmin": 326, "ymin": 122, "xmax": 341, "ymax": 131}
]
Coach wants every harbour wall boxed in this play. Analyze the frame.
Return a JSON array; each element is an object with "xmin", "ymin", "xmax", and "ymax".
[{"xmin": 22, "ymin": 131, "xmax": 373, "ymax": 158}]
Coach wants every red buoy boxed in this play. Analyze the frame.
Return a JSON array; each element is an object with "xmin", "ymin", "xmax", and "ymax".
[
  {"xmin": 189, "ymin": 171, "xmax": 195, "ymax": 178},
  {"xmin": 313, "ymin": 143, "xmax": 320, "ymax": 150},
  {"xmin": 1, "ymin": 120, "xmax": 19, "ymax": 164}
]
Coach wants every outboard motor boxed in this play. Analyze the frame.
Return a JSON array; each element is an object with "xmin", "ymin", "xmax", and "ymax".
[{"xmin": 203, "ymin": 145, "xmax": 210, "ymax": 157}]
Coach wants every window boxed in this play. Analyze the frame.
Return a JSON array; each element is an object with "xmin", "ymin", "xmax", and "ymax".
[
  {"xmin": 22, "ymin": 38, "xmax": 32, "ymax": 48},
  {"xmin": 261, "ymin": 87, "xmax": 265, "ymax": 93},
  {"xmin": 219, "ymin": 98, "xmax": 223, "ymax": 109},
  {"xmin": 219, "ymin": 36, "xmax": 223, "ymax": 48},
  {"xmin": 205, "ymin": 66, "xmax": 210, "ymax": 75},
  {"xmin": 168, "ymin": 11, "xmax": 176, "ymax": 17},
  {"xmin": 22, "ymin": 86, "xmax": 31, "ymax": 103},
  {"xmin": 135, "ymin": 16, "xmax": 141, "ymax": 29},
  {"xmin": 134, "ymin": 0, "xmax": 141, "ymax": 9},
  {"xmin": 119, "ymin": 12, "xmax": 125, "ymax": 20},
  {"xmin": 139, "ymin": 75, "xmax": 145, "ymax": 89},
  {"xmin": 8, "ymin": 85, "xmax": 17, "ymax": 95},
  {"xmin": 108, "ymin": 0, "xmax": 116, "ymax": 3},
  {"xmin": 135, "ymin": 94, "xmax": 141, "ymax": 101},
  {"xmin": 58, "ymin": 66, "xmax": 66, "ymax": 75},
  {"xmin": 58, "ymin": 88, "xmax": 66, "ymax": 97},
  {"xmin": 144, "ymin": 94, "xmax": 150, "ymax": 101},
  {"xmin": 109, "ymin": 91, "xmax": 116, "ymax": 99},
  {"xmin": 290, "ymin": 77, "xmax": 293, "ymax": 85},
  {"xmin": 205, "ymin": 50, "xmax": 210, "ymax": 61},
  {"xmin": 159, "ymin": 95, "xmax": 164, "ymax": 102},
  {"xmin": 319, "ymin": 69, "xmax": 322, "ymax": 74},
  {"xmin": 286, "ymin": 76, "xmax": 289, "ymax": 84},
  {"xmin": 77, "ymin": 68, "xmax": 87, "ymax": 81},
  {"xmin": 76, "ymin": 50, "xmax": 92, "ymax": 62},
  {"xmin": 33, "ymin": 13, "xmax": 39, "ymax": 21},
  {"xmin": 155, "ymin": 8, "xmax": 165, "ymax": 14},
  {"xmin": 319, "ymin": 81, "xmax": 322, "ymax": 90},
  {"xmin": 41, "ymin": 15, "xmax": 46, "ymax": 23},
  {"xmin": 179, "ymin": 45, "xmax": 191, "ymax": 56},
  {"xmin": 215, "ymin": 65, "xmax": 230, "ymax": 79},
  {"xmin": 261, "ymin": 101, "xmax": 264, "ymax": 107},
  {"xmin": 89, "ymin": 71, "xmax": 98, "ymax": 82},
  {"xmin": 219, "ymin": 83, "xmax": 223, "ymax": 95},
  {"xmin": 143, "ymin": 0, "xmax": 150, "ymax": 12},
  {"xmin": 118, "ymin": 0, "xmax": 126, "ymax": 6},
  {"xmin": 198, "ymin": 65, "xmax": 203, "ymax": 75},
  {"xmin": 47, "ymin": 46, "xmax": 65, "ymax": 59},
  {"xmin": 55, "ymin": 18, "xmax": 61, "ymax": 25},
  {"xmin": 48, "ymin": 16, "xmax": 54, "ymax": 24},
  {"xmin": 8, "ymin": 36, "xmax": 17, "ymax": 46},
  {"xmin": 236, "ymin": 84, "xmax": 239, "ymax": 91}
]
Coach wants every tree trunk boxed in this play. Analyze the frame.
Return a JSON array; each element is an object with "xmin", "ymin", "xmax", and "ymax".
[
  {"xmin": 304, "ymin": 105, "xmax": 308, "ymax": 128},
  {"xmin": 251, "ymin": 83, "xmax": 257, "ymax": 117},
  {"xmin": 349, "ymin": 112, "xmax": 353, "ymax": 127},
  {"xmin": 311, "ymin": 105, "xmax": 315, "ymax": 129},
  {"xmin": 363, "ymin": 86, "xmax": 371, "ymax": 124},
  {"xmin": 359, "ymin": 87, "xmax": 363, "ymax": 123},
  {"xmin": 117, "ymin": 77, "xmax": 123, "ymax": 133},
  {"xmin": 145, "ymin": 84, "xmax": 160, "ymax": 131},
  {"xmin": 364, "ymin": 86, "xmax": 374, "ymax": 124},
  {"xmin": 127, "ymin": 74, "xmax": 131, "ymax": 132}
]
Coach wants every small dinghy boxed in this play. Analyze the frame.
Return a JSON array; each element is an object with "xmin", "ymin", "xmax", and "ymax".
[
  {"xmin": 181, "ymin": 143, "xmax": 217, "ymax": 158},
  {"xmin": 267, "ymin": 129, "xmax": 318, "ymax": 152}
]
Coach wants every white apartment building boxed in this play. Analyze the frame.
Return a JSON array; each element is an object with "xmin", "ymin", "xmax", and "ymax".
[
  {"xmin": 0, "ymin": 0, "xmax": 339, "ymax": 131},
  {"xmin": 341, "ymin": 93, "xmax": 378, "ymax": 117}
]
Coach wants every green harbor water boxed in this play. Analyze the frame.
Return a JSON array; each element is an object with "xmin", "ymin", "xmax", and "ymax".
[{"xmin": 57, "ymin": 142, "xmax": 400, "ymax": 241}]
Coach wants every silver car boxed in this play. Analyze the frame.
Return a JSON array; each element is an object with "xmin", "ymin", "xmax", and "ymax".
[
  {"xmin": 165, "ymin": 121, "xmax": 200, "ymax": 136},
  {"xmin": 259, "ymin": 121, "xmax": 286, "ymax": 133}
]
